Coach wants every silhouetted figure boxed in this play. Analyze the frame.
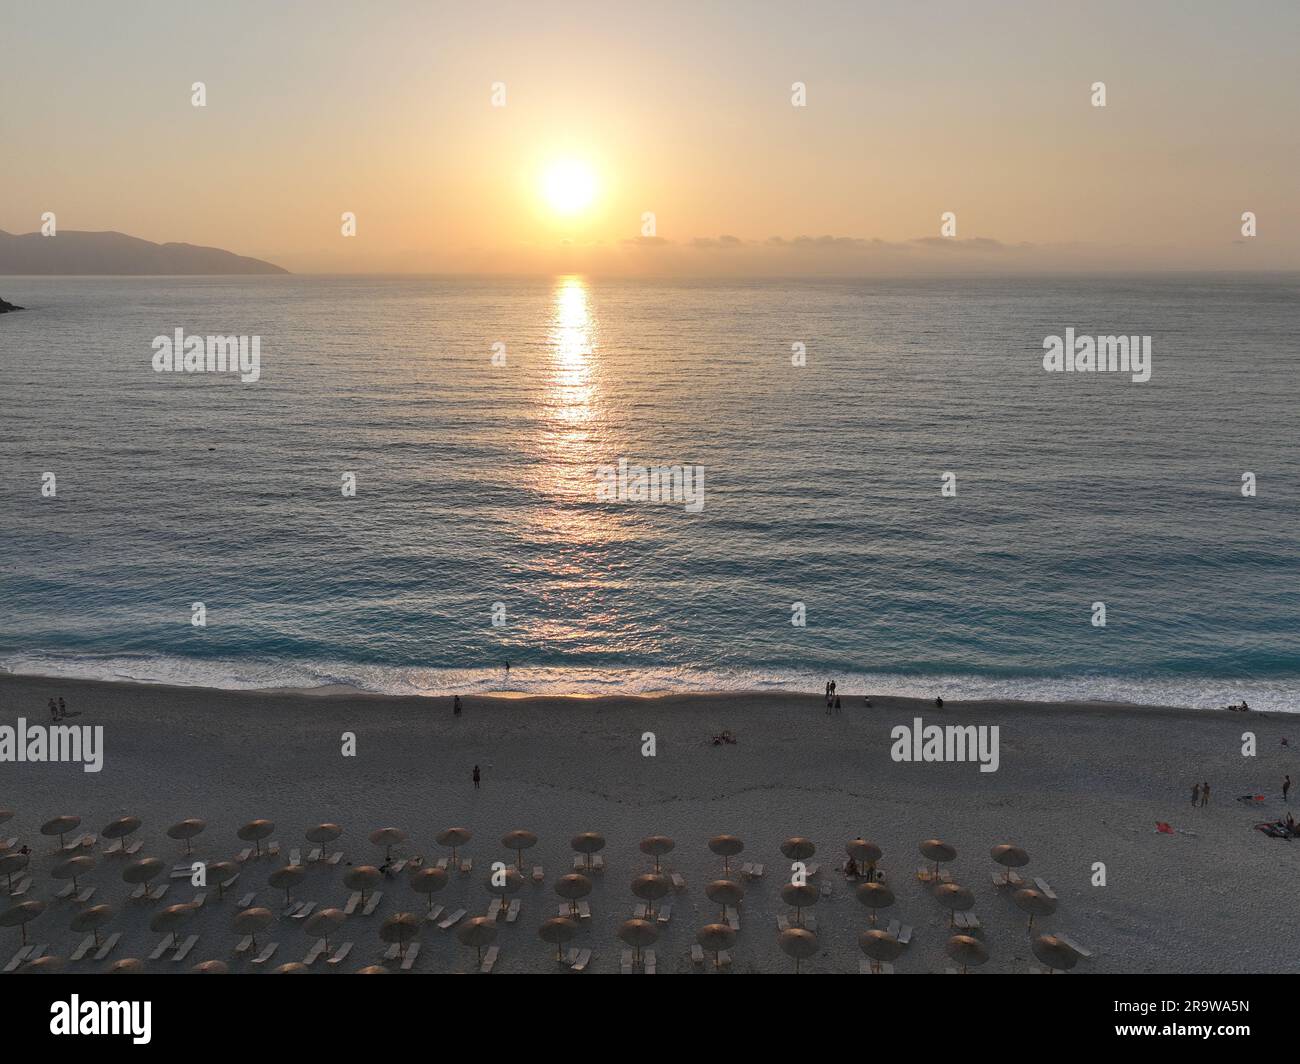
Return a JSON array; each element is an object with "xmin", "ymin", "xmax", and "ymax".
[
  {"xmin": 58, "ymin": 697, "xmax": 67, "ymax": 718},
  {"xmin": 453, "ymin": 695, "xmax": 462, "ymax": 717},
  {"xmin": 935, "ymin": 696, "xmax": 944, "ymax": 710},
  {"xmin": 1191, "ymin": 782, "xmax": 1201, "ymax": 807},
  {"xmin": 472, "ymin": 765, "xmax": 481, "ymax": 790},
  {"xmin": 1201, "ymin": 781, "xmax": 1210, "ymax": 806},
  {"xmin": 1285, "ymin": 775, "xmax": 1292, "ymax": 803}
]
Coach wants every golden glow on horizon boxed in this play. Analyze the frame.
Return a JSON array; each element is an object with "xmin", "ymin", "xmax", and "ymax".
[{"xmin": 540, "ymin": 159, "xmax": 598, "ymax": 217}]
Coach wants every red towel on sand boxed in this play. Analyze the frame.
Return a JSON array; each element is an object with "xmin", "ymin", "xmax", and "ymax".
[{"xmin": 1156, "ymin": 822, "xmax": 1174, "ymax": 834}]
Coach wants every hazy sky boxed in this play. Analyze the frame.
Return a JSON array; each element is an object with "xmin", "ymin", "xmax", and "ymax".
[{"xmin": 3, "ymin": 0, "xmax": 1297, "ymax": 274}]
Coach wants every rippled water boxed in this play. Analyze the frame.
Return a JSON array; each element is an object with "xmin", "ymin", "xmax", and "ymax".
[{"xmin": 1, "ymin": 274, "xmax": 1297, "ymax": 708}]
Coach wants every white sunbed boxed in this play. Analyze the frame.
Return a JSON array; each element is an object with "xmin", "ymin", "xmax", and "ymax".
[
  {"xmin": 459, "ymin": 858, "xmax": 473, "ymax": 875},
  {"xmin": 326, "ymin": 851, "xmax": 344, "ymax": 866},
  {"xmin": 235, "ymin": 935, "xmax": 254, "ymax": 955},
  {"xmin": 567, "ymin": 947, "xmax": 591, "ymax": 972},
  {"xmin": 506, "ymin": 898, "xmax": 521, "ymax": 924},
  {"xmin": 886, "ymin": 919, "xmax": 913, "ymax": 945},
  {"xmin": 400, "ymin": 942, "xmax": 421, "ymax": 971},
  {"xmin": 1034, "ymin": 877, "xmax": 1058, "ymax": 900},
  {"xmin": 690, "ymin": 943, "xmax": 705, "ymax": 967},
  {"xmin": 326, "ymin": 942, "xmax": 353, "ymax": 966},
  {"xmin": 149, "ymin": 938, "xmax": 173, "ymax": 961},
  {"xmin": 4, "ymin": 945, "xmax": 35, "ymax": 973},
  {"xmin": 237, "ymin": 891, "xmax": 257, "ymax": 908},
  {"xmin": 343, "ymin": 892, "xmax": 361, "ymax": 916},
  {"xmin": 532, "ymin": 865, "xmax": 545, "ymax": 883},
  {"xmin": 657, "ymin": 900, "xmax": 672, "ymax": 925},
  {"xmin": 8, "ymin": 876, "xmax": 32, "ymax": 897},
  {"xmin": 71, "ymin": 935, "xmax": 98, "ymax": 962},
  {"xmin": 644, "ymin": 949, "xmax": 657, "ymax": 975},
  {"xmin": 743, "ymin": 862, "xmax": 764, "ymax": 879},
  {"xmin": 94, "ymin": 932, "xmax": 121, "ymax": 960},
  {"xmin": 437, "ymin": 908, "xmax": 466, "ymax": 930},
  {"xmin": 670, "ymin": 872, "xmax": 686, "ymax": 890},
  {"xmin": 289, "ymin": 849, "xmax": 301, "ymax": 865},
  {"xmin": 190, "ymin": 892, "xmax": 207, "ymax": 909},
  {"xmin": 173, "ymin": 934, "xmax": 199, "ymax": 962},
  {"xmin": 1054, "ymin": 932, "xmax": 1093, "ymax": 959},
  {"xmin": 954, "ymin": 911, "xmax": 981, "ymax": 932},
  {"xmin": 479, "ymin": 945, "xmax": 498, "ymax": 974},
  {"xmin": 724, "ymin": 906, "xmax": 741, "ymax": 931},
  {"xmin": 251, "ymin": 942, "xmax": 279, "ymax": 965},
  {"xmin": 425, "ymin": 904, "xmax": 445, "ymax": 924},
  {"xmin": 362, "ymin": 891, "xmax": 384, "ymax": 916},
  {"xmin": 390, "ymin": 859, "xmax": 408, "ymax": 875},
  {"xmin": 307, "ymin": 847, "xmax": 322, "ymax": 863},
  {"xmin": 436, "ymin": 857, "xmax": 450, "ymax": 871},
  {"xmin": 621, "ymin": 949, "xmax": 634, "ymax": 975},
  {"xmin": 577, "ymin": 900, "xmax": 591, "ymax": 921},
  {"xmin": 304, "ymin": 939, "xmax": 328, "ymax": 965},
  {"xmin": 291, "ymin": 901, "xmax": 317, "ymax": 920},
  {"xmin": 235, "ymin": 848, "xmax": 252, "ymax": 863}
]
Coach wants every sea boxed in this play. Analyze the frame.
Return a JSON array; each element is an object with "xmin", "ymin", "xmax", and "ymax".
[{"xmin": 1, "ymin": 274, "xmax": 1297, "ymax": 710}]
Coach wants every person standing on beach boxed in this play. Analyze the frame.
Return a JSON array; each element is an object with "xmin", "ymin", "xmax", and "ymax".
[
  {"xmin": 1284, "ymin": 775, "xmax": 1292, "ymax": 803},
  {"xmin": 1201, "ymin": 781, "xmax": 1210, "ymax": 806},
  {"xmin": 453, "ymin": 695, "xmax": 462, "ymax": 717},
  {"xmin": 472, "ymin": 765, "xmax": 481, "ymax": 789},
  {"xmin": 58, "ymin": 697, "xmax": 67, "ymax": 718},
  {"xmin": 1191, "ymin": 782, "xmax": 1201, "ymax": 807},
  {"xmin": 48, "ymin": 698, "xmax": 58, "ymax": 722}
]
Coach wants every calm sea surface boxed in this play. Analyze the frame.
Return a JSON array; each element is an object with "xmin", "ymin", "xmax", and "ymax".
[{"xmin": 1, "ymin": 275, "xmax": 1297, "ymax": 709}]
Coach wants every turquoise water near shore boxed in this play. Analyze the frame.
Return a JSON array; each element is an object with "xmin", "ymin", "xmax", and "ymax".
[{"xmin": 1, "ymin": 275, "xmax": 1297, "ymax": 708}]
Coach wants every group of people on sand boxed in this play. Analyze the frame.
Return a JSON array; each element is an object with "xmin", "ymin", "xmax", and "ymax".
[
  {"xmin": 47, "ymin": 697, "xmax": 69, "ymax": 721},
  {"xmin": 825, "ymin": 681, "xmax": 842, "ymax": 714},
  {"xmin": 1225, "ymin": 700, "xmax": 1251, "ymax": 712}
]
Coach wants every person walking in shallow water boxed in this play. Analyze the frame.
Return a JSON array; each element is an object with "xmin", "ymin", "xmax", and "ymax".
[{"xmin": 472, "ymin": 765, "xmax": 481, "ymax": 790}]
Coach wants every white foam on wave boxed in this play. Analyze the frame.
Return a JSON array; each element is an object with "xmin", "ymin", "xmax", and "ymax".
[{"xmin": 2, "ymin": 651, "xmax": 1296, "ymax": 712}]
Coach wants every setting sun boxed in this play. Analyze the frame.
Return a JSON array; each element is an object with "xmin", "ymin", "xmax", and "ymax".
[{"xmin": 541, "ymin": 159, "xmax": 597, "ymax": 216}]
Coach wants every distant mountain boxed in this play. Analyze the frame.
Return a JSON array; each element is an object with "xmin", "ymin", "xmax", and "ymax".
[
  {"xmin": 0, "ymin": 295, "xmax": 22, "ymax": 312},
  {"xmin": 0, "ymin": 230, "xmax": 288, "ymax": 275}
]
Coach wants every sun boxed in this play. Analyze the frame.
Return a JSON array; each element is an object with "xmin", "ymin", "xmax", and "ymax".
[{"xmin": 541, "ymin": 160, "xmax": 597, "ymax": 216}]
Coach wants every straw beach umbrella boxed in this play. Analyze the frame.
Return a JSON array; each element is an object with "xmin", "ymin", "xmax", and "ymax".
[
  {"xmin": 233, "ymin": 906, "xmax": 273, "ymax": 952},
  {"xmin": 357, "ymin": 965, "xmax": 387, "ymax": 974},
  {"xmin": 933, "ymin": 883, "xmax": 975, "ymax": 928},
  {"xmin": 570, "ymin": 832, "xmax": 605, "ymax": 871},
  {"xmin": 781, "ymin": 882, "xmax": 819, "ymax": 928},
  {"xmin": 705, "ymin": 879, "xmax": 744, "ymax": 922},
  {"xmin": 306, "ymin": 823, "xmax": 342, "ymax": 861},
  {"xmin": 858, "ymin": 928, "xmax": 904, "ymax": 974},
  {"xmin": 344, "ymin": 866, "xmax": 382, "ymax": 908},
  {"xmin": 631, "ymin": 873, "xmax": 670, "ymax": 920},
  {"xmin": 708, "ymin": 835, "xmax": 744, "ymax": 875},
  {"xmin": 102, "ymin": 816, "xmax": 142, "ymax": 855},
  {"xmin": 411, "ymin": 868, "xmax": 449, "ymax": 912},
  {"xmin": 854, "ymin": 881, "xmax": 895, "ymax": 926},
  {"xmin": 919, "ymin": 839, "xmax": 957, "ymax": 881},
  {"xmin": 305, "ymin": 908, "xmax": 345, "ymax": 954},
  {"xmin": 23, "ymin": 955, "xmax": 64, "ymax": 973},
  {"xmin": 41, "ymin": 815, "xmax": 81, "ymax": 851},
  {"xmin": 52, "ymin": 854, "xmax": 95, "ymax": 896},
  {"xmin": 555, "ymin": 873, "xmax": 592, "ymax": 919},
  {"xmin": 150, "ymin": 902, "xmax": 196, "ymax": 949},
  {"xmin": 847, "ymin": 838, "xmax": 882, "ymax": 879},
  {"xmin": 946, "ymin": 934, "xmax": 989, "ymax": 974},
  {"xmin": 618, "ymin": 918, "xmax": 658, "ymax": 968},
  {"xmin": 502, "ymin": 830, "xmax": 538, "ymax": 871},
  {"xmin": 1013, "ymin": 888, "xmax": 1056, "ymax": 932},
  {"xmin": 991, "ymin": 844, "xmax": 1029, "ymax": 885},
  {"xmin": 70, "ymin": 904, "xmax": 113, "ymax": 949},
  {"xmin": 167, "ymin": 818, "xmax": 207, "ymax": 855},
  {"xmin": 436, "ymin": 827, "xmax": 471, "ymax": 865},
  {"xmin": 1033, "ymin": 934, "xmax": 1078, "ymax": 974},
  {"xmin": 0, "ymin": 899, "xmax": 44, "ymax": 945},
  {"xmin": 207, "ymin": 860, "xmax": 239, "ymax": 899},
  {"xmin": 0, "ymin": 852, "xmax": 29, "ymax": 894},
  {"xmin": 193, "ymin": 960, "xmax": 229, "ymax": 973},
  {"xmin": 380, "ymin": 912, "xmax": 420, "ymax": 961},
  {"xmin": 639, "ymin": 835, "xmax": 675, "ymax": 873},
  {"xmin": 697, "ymin": 923, "xmax": 736, "ymax": 970},
  {"xmin": 269, "ymin": 865, "xmax": 306, "ymax": 907},
  {"xmin": 485, "ymin": 867, "xmax": 523, "ymax": 917},
  {"xmin": 778, "ymin": 927, "xmax": 818, "ymax": 974},
  {"xmin": 369, "ymin": 827, "xmax": 407, "ymax": 862},
  {"xmin": 237, "ymin": 819, "xmax": 275, "ymax": 857},
  {"xmin": 538, "ymin": 916, "xmax": 577, "ymax": 962},
  {"xmin": 780, "ymin": 837, "xmax": 816, "ymax": 863},
  {"xmin": 275, "ymin": 962, "xmax": 309, "ymax": 973},
  {"xmin": 109, "ymin": 958, "xmax": 145, "ymax": 973},
  {"xmin": 122, "ymin": 857, "xmax": 165, "ymax": 900},
  {"xmin": 456, "ymin": 915, "xmax": 497, "ymax": 964}
]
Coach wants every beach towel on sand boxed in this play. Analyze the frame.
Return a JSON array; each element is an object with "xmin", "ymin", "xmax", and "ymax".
[{"xmin": 1155, "ymin": 822, "xmax": 1174, "ymax": 834}]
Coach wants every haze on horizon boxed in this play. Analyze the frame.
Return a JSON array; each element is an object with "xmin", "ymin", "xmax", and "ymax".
[{"xmin": 2, "ymin": 0, "xmax": 1297, "ymax": 276}]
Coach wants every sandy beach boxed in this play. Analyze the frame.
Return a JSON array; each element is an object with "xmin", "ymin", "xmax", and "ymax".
[{"xmin": 2, "ymin": 672, "xmax": 1296, "ymax": 974}]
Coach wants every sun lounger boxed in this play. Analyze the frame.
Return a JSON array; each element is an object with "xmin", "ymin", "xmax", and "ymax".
[
  {"xmin": 0, "ymin": 836, "xmax": 16, "ymax": 851},
  {"xmin": 401, "ymin": 942, "xmax": 421, "ymax": 971},
  {"xmin": 327, "ymin": 851, "xmax": 343, "ymax": 866},
  {"xmin": 592, "ymin": 854, "xmax": 604, "ymax": 872},
  {"xmin": 724, "ymin": 906, "xmax": 740, "ymax": 931},
  {"xmin": 326, "ymin": 942, "xmax": 353, "ymax": 966},
  {"xmin": 58, "ymin": 882, "xmax": 93, "ymax": 901},
  {"xmin": 171, "ymin": 863, "xmax": 196, "ymax": 879},
  {"xmin": 657, "ymin": 900, "xmax": 672, "ymax": 924},
  {"xmin": 568, "ymin": 948, "xmax": 591, "ymax": 972},
  {"xmin": 633, "ymin": 902, "xmax": 648, "ymax": 919},
  {"xmin": 426, "ymin": 904, "xmax": 445, "ymax": 924},
  {"xmin": 8, "ymin": 876, "xmax": 32, "ymax": 897},
  {"xmin": 390, "ymin": 859, "xmax": 408, "ymax": 875},
  {"xmin": 130, "ymin": 882, "xmax": 169, "ymax": 901},
  {"xmin": 236, "ymin": 848, "xmax": 252, "ymax": 863},
  {"xmin": 4, "ymin": 945, "xmax": 35, "ymax": 973},
  {"xmin": 718, "ymin": 949, "xmax": 732, "ymax": 967},
  {"xmin": 149, "ymin": 938, "xmax": 172, "ymax": 961},
  {"xmin": 173, "ymin": 934, "xmax": 199, "ymax": 962},
  {"xmin": 71, "ymin": 935, "xmax": 97, "ymax": 961},
  {"xmin": 437, "ymin": 857, "xmax": 450, "ymax": 871},
  {"xmin": 362, "ymin": 891, "xmax": 383, "ymax": 916},
  {"xmin": 291, "ymin": 901, "xmax": 317, "ymax": 920},
  {"xmin": 307, "ymin": 847, "xmax": 322, "ymax": 863},
  {"xmin": 305, "ymin": 939, "xmax": 328, "ymax": 965},
  {"xmin": 1054, "ymin": 932, "xmax": 1093, "ymax": 959},
  {"xmin": 803, "ymin": 863, "xmax": 820, "ymax": 878},
  {"xmin": 479, "ymin": 945, "xmax": 498, "ymax": 974},
  {"xmin": 266, "ymin": 841, "xmax": 280, "ymax": 857},
  {"xmin": 283, "ymin": 901, "xmax": 303, "ymax": 918},
  {"xmin": 621, "ymin": 949, "xmax": 634, "ymax": 975},
  {"xmin": 670, "ymin": 872, "xmax": 686, "ymax": 891},
  {"xmin": 992, "ymin": 870, "xmax": 1024, "ymax": 888},
  {"xmin": 124, "ymin": 839, "xmax": 143, "ymax": 856},
  {"xmin": 507, "ymin": 898, "xmax": 521, "ymax": 924},
  {"xmin": 191, "ymin": 891, "xmax": 207, "ymax": 909},
  {"xmin": 235, "ymin": 935, "xmax": 253, "ymax": 955},
  {"xmin": 532, "ymin": 865, "xmax": 545, "ymax": 883},
  {"xmin": 238, "ymin": 891, "xmax": 257, "ymax": 908},
  {"xmin": 645, "ymin": 949, "xmax": 657, "ymax": 974},
  {"xmin": 343, "ymin": 891, "xmax": 361, "ymax": 916},
  {"xmin": 385, "ymin": 942, "xmax": 402, "ymax": 961},
  {"xmin": 885, "ymin": 920, "xmax": 912, "ymax": 945},
  {"xmin": 577, "ymin": 900, "xmax": 591, "ymax": 921},
  {"xmin": 437, "ymin": 908, "xmax": 466, "ymax": 930},
  {"xmin": 954, "ymin": 911, "xmax": 981, "ymax": 931},
  {"xmin": 289, "ymin": 849, "xmax": 301, "ymax": 865},
  {"xmin": 459, "ymin": 858, "xmax": 473, "ymax": 875},
  {"xmin": 251, "ymin": 942, "xmax": 279, "ymax": 965},
  {"xmin": 743, "ymin": 862, "xmax": 764, "ymax": 879},
  {"xmin": 1034, "ymin": 877, "xmax": 1057, "ymax": 900},
  {"xmin": 691, "ymin": 943, "xmax": 705, "ymax": 967},
  {"xmin": 94, "ymin": 932, "xmax": 121, "ymax": 960}
]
